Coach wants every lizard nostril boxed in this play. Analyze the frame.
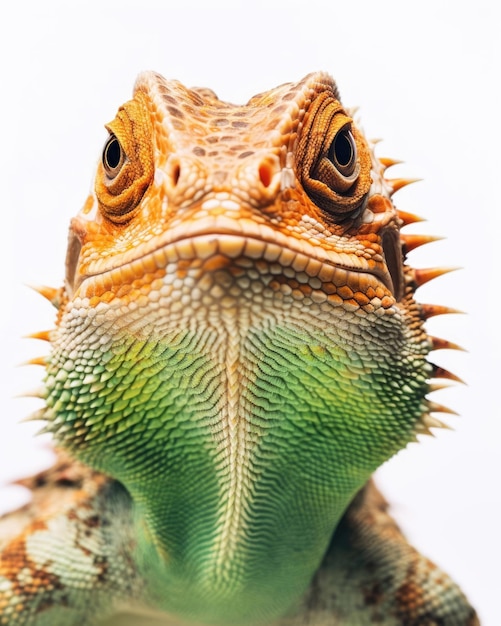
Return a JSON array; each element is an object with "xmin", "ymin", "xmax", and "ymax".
[
  {"xmin": 166, "ymin": 156, "xmax": 182, "ymax": 188},
  {"xmin": 259, "ymin": 162, "xmax": 273, "ymax": 188},
  {"xmin": 258, "ymin": 156, "xmax": 281, "ymax": 190},
  {"xmin": 171, "ymin": 163, "xmax": 181, "ymax": 186}
]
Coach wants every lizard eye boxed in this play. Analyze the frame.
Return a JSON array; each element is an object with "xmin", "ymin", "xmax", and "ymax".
[
  {"xmin": 102, "ymin": 135, "xmax": 125, "ymax": 178},
  {"xmin": 295, "ymin": 93, "xmax": 372, "ymax": 219},
  {"xmin": 328, "ymin": 128, "xmax": 357, "ymax": 178},
  {"xmin": 95, "ymin": 94, "xmax": 154, "ymax": 223}
]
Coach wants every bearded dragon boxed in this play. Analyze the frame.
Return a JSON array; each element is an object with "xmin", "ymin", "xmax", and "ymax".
[{"xmin": 0, "ymin": 71, "xmax": 478, "ymax": 625}]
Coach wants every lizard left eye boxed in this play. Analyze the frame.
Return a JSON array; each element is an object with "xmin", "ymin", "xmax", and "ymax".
[
  {"xmin": 328, "ymin": 128, "xmax": 357, "ymax": 177},
  {"xmin": 295, "ymin": 93, "xmax": 371, "ymax": 219}
]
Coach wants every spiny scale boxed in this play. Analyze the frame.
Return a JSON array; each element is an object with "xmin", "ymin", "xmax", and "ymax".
[
  {"xmin": 427, "ymin": 400, "xmax": 459, "ymax": 416},
  {"xmin": 423, "ymin": 415, "xmax": 452, "ymax": 430},
  {"xmin": 397, "ymin": 209, "xmax": 424, "ymax": 226},
  {"xmin": 428, "ymin": 382, "xmax": 453, "ymax": 393},
  {"xmin": 30, "ymin": 284, "xmax": 61, "ymax": 309},
  {"xmin": 401, "ymin": 234, "xmax": 443, "ymax": 253},
  {"xmin": 415, "ymin": 378, "xmax": 462, "ymax": 435},
  {"xmin": 17, "ymin": 388, "xmax": 46, "ymax": 399},
  {"xmin": 25, "ymin": 330, "xmax": 52, "ymax": 342},
  {"xmin": 430, "ymin": 336, "xmax": 465, "ymax": 352},
  {"xmin": 415, "ymin": 414, "xmax": 452, "ymax": 436},
  {"xmin": 21, "ymin": 408, "xmax": 48, "ymax": 423},
  {"xmin": 412, "ymin": 266, "xmax": 458, "ymax": 287},
  {"xmin": 378, "ymin": 156, "xmax": 402, "ymax": 170},
  {"xmin": 24, "ymin": 356, "xmax": 48, "ymax": 367},
  {"xmin": 420, "ymin": 304, "xmax": 463, "ymax": 319},
  {"xmin": 430, "ymin": 364, "xmax": 465, "ymax": 385},
  {"xmin": 386, "ymin": 177, "xmax": 421, "ymax": 195}
]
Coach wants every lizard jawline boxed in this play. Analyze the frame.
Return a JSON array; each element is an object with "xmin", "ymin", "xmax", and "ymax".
[{"xmin": 67, "ymin": 228, "xmax": 396, "ymax": 300}]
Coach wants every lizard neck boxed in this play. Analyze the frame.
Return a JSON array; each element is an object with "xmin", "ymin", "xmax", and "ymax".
[{"xmin": 44, "ymin": 277, "xmax": 428, "ymax": 624}]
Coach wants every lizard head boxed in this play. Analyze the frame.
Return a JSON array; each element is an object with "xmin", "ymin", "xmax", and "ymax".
[
  {"xmin": 65, "ymin": 73, "xmax": 402, "ymax": 304},
  {"xmin": 33, "ymin": 72, "xmax": 460, "ymax": 623}
]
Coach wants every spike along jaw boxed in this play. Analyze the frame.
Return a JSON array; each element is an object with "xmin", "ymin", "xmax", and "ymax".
[
  {"xmin": 381, "ymin": 157, "xmax": 464, "ymax": 436},
  {"xmin": 20, "ymin": 286, "xmax": 62, "ymax": 414}
]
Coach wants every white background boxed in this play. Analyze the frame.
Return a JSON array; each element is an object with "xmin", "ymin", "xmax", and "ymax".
[{"xmin": 0, "ymin": 1, "xmax": 498, "ymax": 623}]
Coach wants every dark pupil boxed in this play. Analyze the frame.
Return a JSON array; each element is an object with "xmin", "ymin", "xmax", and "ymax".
[
  {"xmin": 105, "ymin": 137, "xmax": 122, "ymax": 169},
  {"xmin": 332, "ymin": 131, "xmax": 353, "ymax": 167}
]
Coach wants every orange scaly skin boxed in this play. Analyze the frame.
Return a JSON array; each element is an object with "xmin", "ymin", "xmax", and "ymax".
[{"xmin": 0, "ymin": 72, "xmax": 478, "ymax": 625}]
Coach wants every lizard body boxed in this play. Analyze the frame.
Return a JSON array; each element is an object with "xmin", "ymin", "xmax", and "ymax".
[{"xmin": 0, "ymin": 72, "xmax": 478, "ymax": 625}]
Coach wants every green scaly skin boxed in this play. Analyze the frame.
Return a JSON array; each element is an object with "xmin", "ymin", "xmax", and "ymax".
[{"xmin": 43, "ymin": 270, "xmax": 429, "ymax": 623}]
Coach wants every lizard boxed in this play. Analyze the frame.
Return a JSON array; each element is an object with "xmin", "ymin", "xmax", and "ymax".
[{"xmin": 0, "ymin": 71, "xmax": 478, "ymax": 626}]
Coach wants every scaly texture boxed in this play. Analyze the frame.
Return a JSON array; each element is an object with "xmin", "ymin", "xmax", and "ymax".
[{"xmin": 0, "ymin": 72, "xmax": 478, "ymax": 625}]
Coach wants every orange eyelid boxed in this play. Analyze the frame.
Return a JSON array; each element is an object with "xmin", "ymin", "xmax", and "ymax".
[
  {"xmin": 295, "ymin": 91, "xmax": 372, "ymax": 218},
  {"xmin": 95, "ymin": 91, "xmax": 154, "ymax": 223}
]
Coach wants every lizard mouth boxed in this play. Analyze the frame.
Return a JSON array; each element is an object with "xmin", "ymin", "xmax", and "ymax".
[{"xmin": 67, "ymin": 219, "xmax": 398, "ymax": 299}]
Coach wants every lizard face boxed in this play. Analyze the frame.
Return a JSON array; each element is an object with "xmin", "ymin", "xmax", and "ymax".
[
  {"xmin": 42, "ymin": 72, "xmax": 435, "ymax": 624},
  {"xmin": 66, "ymin": 73, "xmax": 402, "ymax": 305}
]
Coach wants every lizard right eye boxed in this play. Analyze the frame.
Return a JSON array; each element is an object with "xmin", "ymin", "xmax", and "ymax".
[
  {"xmin": 102, "ymin": 135, "xmax": 125, "ymax": 178},
  {"xmin": 95, "ymin": 93, "xmax": 154, "ymax": 223}
]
